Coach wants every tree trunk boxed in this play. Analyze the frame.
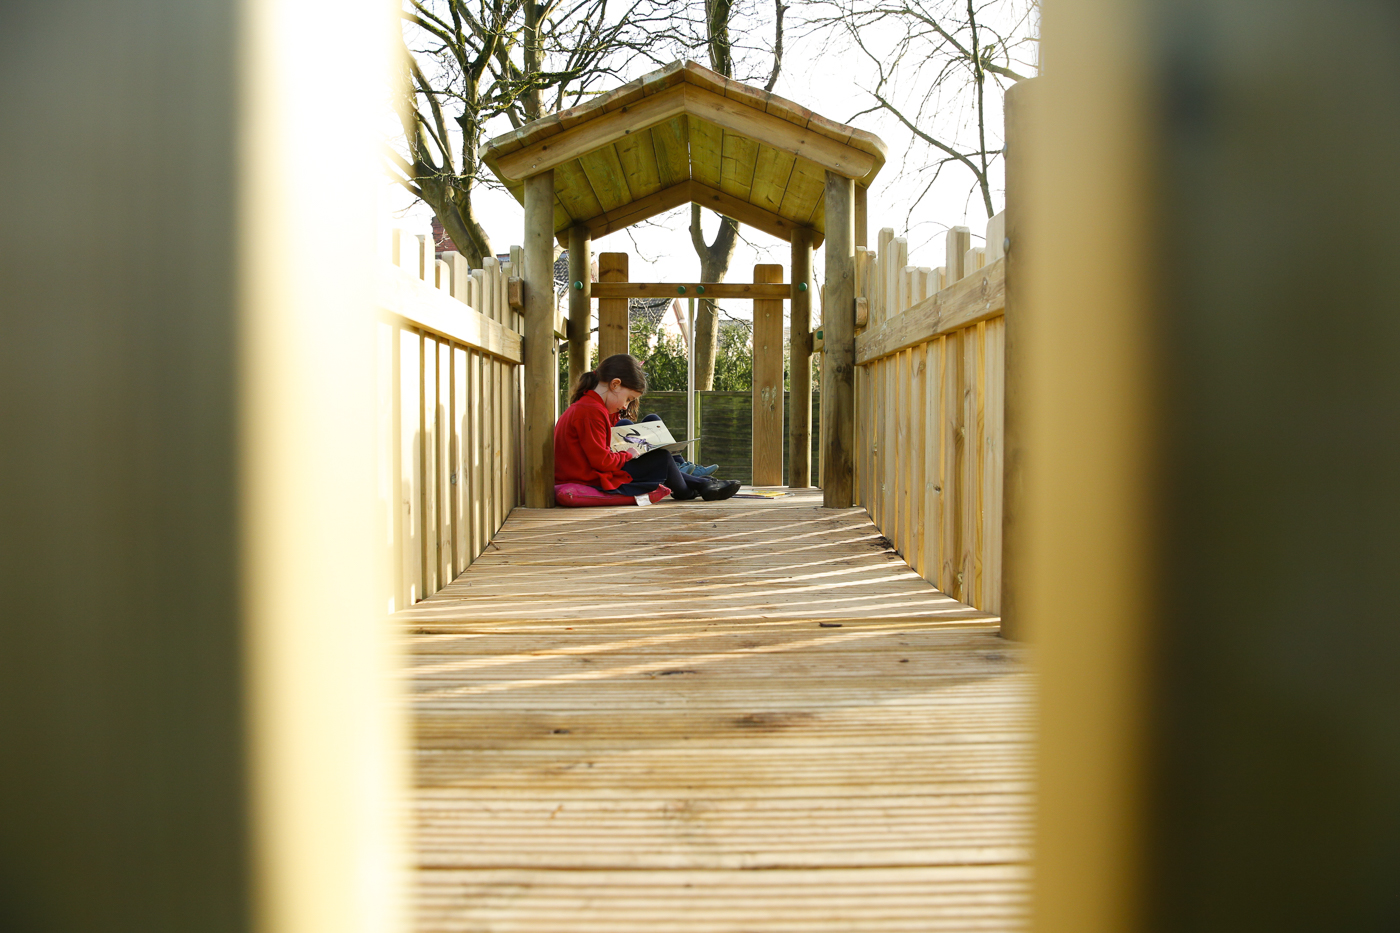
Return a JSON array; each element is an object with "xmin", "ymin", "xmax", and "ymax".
[{"xmin": 689, "ymin": 204, "xmax": 738, "ymax": 389}]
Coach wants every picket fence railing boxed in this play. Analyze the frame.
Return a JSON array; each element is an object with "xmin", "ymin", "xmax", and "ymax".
[
  {"xmin": 377, "ymin": 229, "xmax": 524, "ymax": 609},
  {"xmin": 852, "ymin": 213, "xmax": 1008, "ymax": 613}
]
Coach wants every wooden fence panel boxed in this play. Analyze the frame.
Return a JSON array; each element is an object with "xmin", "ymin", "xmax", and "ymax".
[{"xmin": 376, "ymin": 235, "xmax": 525, "ymax": 603}]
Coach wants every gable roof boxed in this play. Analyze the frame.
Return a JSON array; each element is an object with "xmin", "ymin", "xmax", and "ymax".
[{"xmin": 481, "ymin": 61, "xmax": 887, "ymax": 248}]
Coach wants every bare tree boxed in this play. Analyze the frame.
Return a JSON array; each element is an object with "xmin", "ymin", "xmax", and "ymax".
[
  {"xmin": 389, "ymin": 0, "xmax": 679, "ymax": 266},
  {"xmin": 805, "ymin": 0, "xmax": 1038, "ymax": 221},
  {"xmin": 686, "ymin": 0, "xmax": 788, "ymax": 389}
]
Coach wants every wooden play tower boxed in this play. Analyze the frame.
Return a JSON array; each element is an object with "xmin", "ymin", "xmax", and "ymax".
[{"xmin": 481, "ymin": 60, "xmax": 888, "ymax": 509}]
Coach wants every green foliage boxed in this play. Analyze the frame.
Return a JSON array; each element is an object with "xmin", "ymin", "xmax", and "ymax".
[
  {"xmin": 711, "ymin": 321, "xmax": 752, "ymax": 392},
  {"xmin": 628, "ymin": 316, "xmax": 688, "ymax": 392}
]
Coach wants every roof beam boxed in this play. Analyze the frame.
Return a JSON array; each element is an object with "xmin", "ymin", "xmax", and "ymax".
[
  {"xmin": 689, "ymin": 181, "xmax": 825, "ymax": 247},
  {"xmin": 495, "ymin": 85, "xmax": 689, "ymax": 183},
  {"xmin": 494, "ymin": 84, "xmax": 875, "ymax": 185},
  {"xmin": 554, "ymin": 179, "xmax": 824, "ymax": 249}
]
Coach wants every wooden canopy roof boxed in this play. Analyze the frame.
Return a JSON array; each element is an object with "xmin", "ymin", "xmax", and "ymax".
[{"xmin": 482, "ymin": 61, "xmax": 888, "ymax": 249}]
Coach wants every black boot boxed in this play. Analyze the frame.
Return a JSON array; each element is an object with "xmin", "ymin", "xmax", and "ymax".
[{"xmin": 696, "ymin": 477, "xmax": 742, "ymax": 501}]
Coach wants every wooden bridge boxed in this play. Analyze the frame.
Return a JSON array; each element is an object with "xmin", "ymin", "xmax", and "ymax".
[
  {"xmin": 400, "ymin": 492, "xmax": 1031, "ymax": 931},
  {"xmin": 370, "ymin": 60, "xmax": 1025, "ymax": 930}
]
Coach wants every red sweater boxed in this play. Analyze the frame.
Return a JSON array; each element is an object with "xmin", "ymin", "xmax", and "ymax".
[{"xmin": 554, "ymin": 391, "xmax": 632, "ymax": 489}]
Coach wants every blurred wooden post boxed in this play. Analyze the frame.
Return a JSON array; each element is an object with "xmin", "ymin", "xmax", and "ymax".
[
  {"xmin": 523, "ymin": 170, "xmax": 557, "ymax": 508},
  {"xmin": 0, "ymin": 1, "xmax": 401, "ymax": 930},
  {"xmin": 597, "ymin": 252, "xmax": 629, "ymax": 361},
  {"xmin": 822, "ymin": 171, "xmax": 856, "ymax": 507},
  {"xmin": 1000, "ymin": 80, "xmax": 1035, "ymax": 641},
  {"xmin": 567, "ymin": 224, "xmax": 592, "ymax": 394},
  {"xmin": 751, "ymin": 263, "xmax": 785, "ymax": 486},
  {"xmin": 789, "ymin": 227, "xmax": 815, "ymax": 487}
]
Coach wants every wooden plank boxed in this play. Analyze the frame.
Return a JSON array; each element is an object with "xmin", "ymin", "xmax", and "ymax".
[
  {"xmin": 751, "ymin": 264, "xmax": 785, "ymax": 486},
  {"xmin": 469, "ymin": 350, "xmax": 485, "ymax": 561},
  {"xmin": 983, "ymin": 318, "xmax": 1005, "ymax": 614},
  {"xmin": 614, "ymin": 129, "xmax": 663, "ymax": 199},
  {"xmin": 883, "ymin": 352, "xmax": 899, "ymax": 550},
  {"xmin": 578, "ymin": 144, "xmax": 632, "ymax": 212},
  {"xmin": 649, "ymin": 117, "xmax": 691, "ymax": 188},
  {"xmin": 941, "ymin": 330, "xmax": 963, "ymax": 601},
  {"xmin": 945, "ymin": 226, "xmax": 971, "ymax": 283},
  {"xmin": 719, "ymin": 131, "xmax": 761, "ymax": 201},
  {"xmin": 377, "ymin": 265, "xmax": 523, "ymax": 364},
  {"xmin": 749, "ymin": 143, "xmax": 797, "ymax": 214},
  {"xmin": 777, "ymin": 158, "xmax": 827, "ymax": 229},
  {"xmin": 452, "ymin": 346, "xmax": 468, "ymax": 575},
  {"xmin": 687, "ymin": 114, "xmax": 724, "ymax": 188},
  {"xmin": 597, "ymin": 252, "xmax": 629, "ymax": 362},
  {"xmin": 391, "ymin": 325, "xmax": 409, "ymax": 609},
  {"xmin": 553, "ymin": 159, "xmax": 606, "ymax": 223},
  {"xmin": 854, "ymin": 258, "xmax": 1006, "ymax": 365},
  {"xmin": 962, "ymin": 324, "xmax": 984, "ymax": 610},
  {"xmin": 790, "ymin": 229, "xmax": 813, "ymax": 489},
  {"xmin": 419, "ymin": 334, "xmax": 438, "ymax": 597},
  {"xmin": 922, "ymin": 340, "xmax": 942, "ymax": 589},
  {"xmin": 910, "ymin": 342, "xmax": 927, "ymax": 580},
  {"xmin": 438, "ymin": 340, "xmax": 453, "ymax": 589},
  {"xmin": 873, "ymin": 229, "xmax": 894, "ymax": 324},
  {"xmin": 592, "ymin": 280, "xmax": 789, "ymax": 300}
]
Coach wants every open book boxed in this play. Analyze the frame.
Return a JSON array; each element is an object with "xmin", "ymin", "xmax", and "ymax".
[{"xmin": 610, "ymin": 420, "xmax": 699, "ymax": 455}]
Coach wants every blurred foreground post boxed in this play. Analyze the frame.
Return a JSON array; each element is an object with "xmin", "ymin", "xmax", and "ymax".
[
  {"xmin": 0, "ymin": 2, "xmax": 403, "ymax": 932},
  {"xmin": 1030, "ymin": 0, "xmax": 1400, "ymax": 930}
]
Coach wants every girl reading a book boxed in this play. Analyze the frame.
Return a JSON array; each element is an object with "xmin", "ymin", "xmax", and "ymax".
[{"xmin": 554, "ymin": 353, "xmax": 740, "ymax": 501}]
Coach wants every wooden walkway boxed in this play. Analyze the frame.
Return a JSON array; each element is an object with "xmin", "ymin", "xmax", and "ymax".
[{"xmin": 401, "ymin": 489, "xmax": 1033, "ymax": 932}]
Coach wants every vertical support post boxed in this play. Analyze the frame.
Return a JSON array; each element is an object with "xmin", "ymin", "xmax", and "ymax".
[
  {"xmin": 597, "ymin": 252, "xmax": 629, "ymax": 361},
  {"xmin": 751, "ymin": 263, "xmax": 785, "ymax": 486},
  {"xmin": 789, "ymin": 228, "xmax": 814, "ymax": 487},
  {"xmin": 822, "ymin": 171, "xmax": 857, "ymax": 508},
  {"xmin": 567, "ymin": 224, "xmax": 592, "ymax": 396},
  {"xmin": 855, "ymin": 184, "xmax": 869, "ymax": 250},
  {"xmin": 523, "ymin": 170, "xmax": 557, "ymax": 508},
  {"xmin": 1000, "ymin": 81, "xmax": 1033, "ymax": 640}
]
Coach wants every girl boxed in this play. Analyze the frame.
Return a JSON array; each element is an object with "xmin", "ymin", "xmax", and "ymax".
[{"xmin": 554, "ymin": 354, "xmax": 741, "ymax": 502}]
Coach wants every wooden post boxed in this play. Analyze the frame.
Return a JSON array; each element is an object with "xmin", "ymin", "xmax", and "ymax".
[
  {"xmin": 751, "ymin": 263, "xmax": 785, "ymax": 486},
  {"xmin": 855, "ymin": 184, "xmax": 869, "ymax": 250},
  {"xmin": 0, "ymin": 0, "xmax": 400, "ymax": 929},
  {"xmin": 1000, "ymin": 80, "xmax": 1033, "ymax": 641},
  {"xmin": 822, "ymin": 171, "xmax": 857, "ymax": 508},
  {"xmin": 789, "ymin": 228, "xmax": 815, "ymax": 488},
  {"xmin": 523, "ymin": 170, "xmax": 557, "ymax": 508},
  {"xmin": 597, "ymin": 252, "xmax": 629, "ymax": 361},
  {"xmin": 567, "ymin": 225, "xmax": 592, "ymax": 395}
]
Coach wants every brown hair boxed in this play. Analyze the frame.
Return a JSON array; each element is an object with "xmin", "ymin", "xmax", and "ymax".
[{"xmin": 570, "ymin": 353, "xmax": 648, "ymax": 405}]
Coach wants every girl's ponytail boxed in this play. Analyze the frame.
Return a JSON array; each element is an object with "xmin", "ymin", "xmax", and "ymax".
[
  {"xmin": 570, "ymin": 354, "xmax": 647, "ymax": 404},
  {"xmin": 570, "ymin": 370, "xmax": 602, "ymax": 404}
]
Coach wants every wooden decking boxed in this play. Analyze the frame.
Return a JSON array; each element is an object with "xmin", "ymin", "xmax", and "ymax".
[{"xmin": 401, "ymin": 489, "xmax": 1033, "ymax": 931}]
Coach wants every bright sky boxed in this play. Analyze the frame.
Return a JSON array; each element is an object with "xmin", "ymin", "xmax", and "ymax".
[{"xmin": 385, "ymin": 9, "xmax": 1035, "ymax": 324}]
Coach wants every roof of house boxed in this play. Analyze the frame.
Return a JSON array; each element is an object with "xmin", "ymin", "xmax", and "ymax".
[{"xmin": 482, "ymin": 60, "xmax": 887, "ymax": 249}]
